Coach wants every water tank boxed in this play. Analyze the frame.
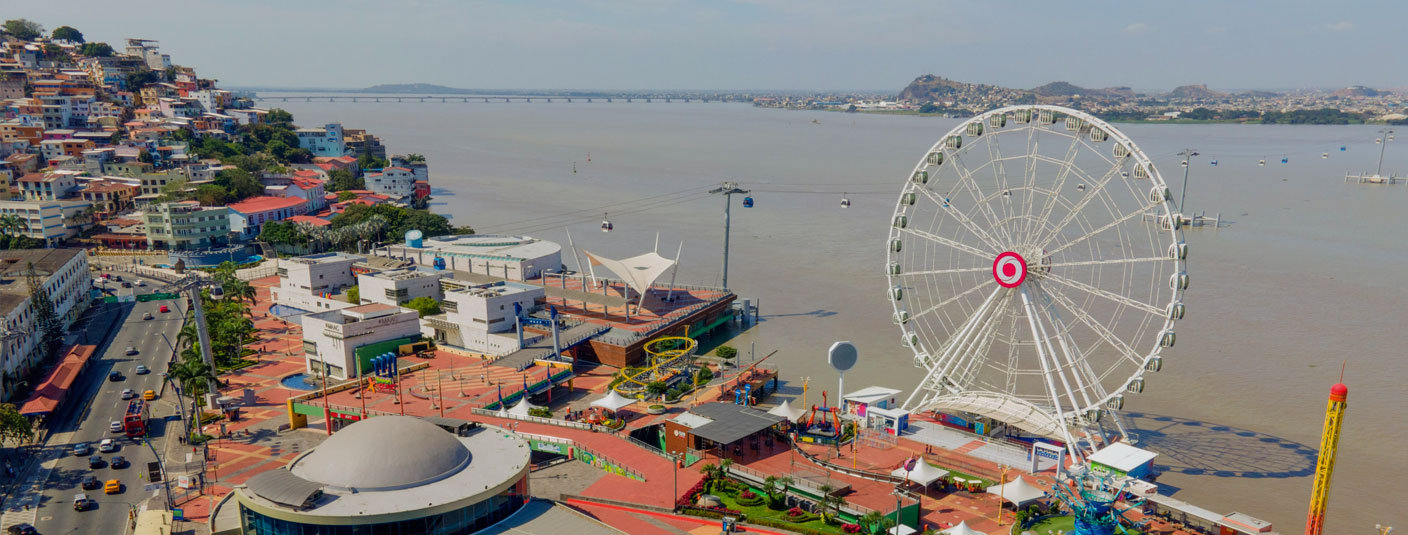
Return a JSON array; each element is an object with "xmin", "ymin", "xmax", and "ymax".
[{"xmin": 405, "ymin": 229, "xmax": 424, "ymax": 248}]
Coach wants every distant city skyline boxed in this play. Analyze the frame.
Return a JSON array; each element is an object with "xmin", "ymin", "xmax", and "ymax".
[{"xmin": 13, "ymin": 0, "xmax": 1408, "ymax": 92}]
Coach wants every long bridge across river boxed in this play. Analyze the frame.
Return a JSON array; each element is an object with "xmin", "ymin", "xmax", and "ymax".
[{"xmin": 252, "ymin": 95, "xmax": 726, "ymax": 104}]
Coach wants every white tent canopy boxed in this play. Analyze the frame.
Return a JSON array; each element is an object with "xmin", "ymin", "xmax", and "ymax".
[
  {"xmin": 584, "ymin": 250, "xmax": 676, "ymax": 296},
  {"xmin": 766, "ymin": 399, "xmax": 807, "ymax": 422},
  {"xmin": 890, "ymin": 460, "xmax": 950, "ymax": 487},
  {"xmin": 508, "ymin": 399, "xmax": 541, "ymax": 418},
  {"xmin": 987, "ymin": 476, "xmax": 1047, "ymax": 507},
  {"xmin": 942, "ymin": 521, "xmax": 987, "ymax": 535},
  {"xmin": 590, "ymin": 390, "xmax": 637, "ymax": 412}
]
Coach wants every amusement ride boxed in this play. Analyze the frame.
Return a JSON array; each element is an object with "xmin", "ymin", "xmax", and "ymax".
[{"xmin": 887, "ymin": 105, "xmax": 1188, "ymax": 463}]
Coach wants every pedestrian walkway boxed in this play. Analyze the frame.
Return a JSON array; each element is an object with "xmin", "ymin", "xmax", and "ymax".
[
  {"xmin": 0, "ymin": 436, "xmax": 73, "ymax": 532},
  {"xmin": 906, "ymin": 421, "xmax": 1032, "ymax": 468}
]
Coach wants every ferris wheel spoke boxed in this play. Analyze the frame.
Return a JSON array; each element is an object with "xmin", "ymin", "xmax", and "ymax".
[
  {"xmin": 1022, "ymin": 131, "xmax": 1085, "ymax": 247},
  {"xmin": 1043, "ymin": 283, "xmax": 1146, "ymax": 370},
  {"xmin": 910, "ymin": 186, "xmax": 1004, "ymax": 251},
  {"xmin": 899, "ymin": 266, "xmax": 991, "ymax": 277},
  {"xmin": 1031, "ymin": 282, "xmax": 1129, "ymax": 400},
  {"xmin": 905, "ymin": 285, "xmax": 1004, "ymax": 407},
  {"xmin": 1042, "ymin": 199, "xmax": 1158, "ymax": 257},
  {"xmin": 950, "ymin": 290, "xmax": 1013, "ymax": 391},
  {"xmin": 909, "ymin": 279, "xmax": 996, "ymax": 326},
  {"xmin": 1029, "ymin": 155, "xmax": 1127, "ymax": 249},
  {"xmin": 951, "ymin": 152, "xmax": 1016, "ymax": 246},
  {"xmin": 1044, "ymin": 256, "xmax": 1168, "ymax": 270},
  {"xmin": 899, "ymin": 227, "xmax": 996, "ymax": 260},
  {"xmin": 927, "ymin": 286, "xmax": 1006, "ymax": 391},
  {"xmin": 1039, "ymin": 272, "xmax": 1164, "ymax": 317},
  {"xmin": 983, "ymin": 133, "xmax": 1018, "ymax": 243}
]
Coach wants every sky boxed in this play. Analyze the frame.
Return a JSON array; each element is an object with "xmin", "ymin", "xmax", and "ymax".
[{"xmin": 12, "ymin": 0, "xmax": 1407, "ymax": 92}]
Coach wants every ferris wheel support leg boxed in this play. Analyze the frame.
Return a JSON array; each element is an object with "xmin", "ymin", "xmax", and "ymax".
[
  {"xmin": 1030, "ymin": 283, "xmax": 1099, "ymax": 412},
  {"xmin": 1105, "ymin": 407, "xmax": 1133, "ymax": 445},
  {"xmin": 1019, "ymin": 287, "xmax": 1085, "ymax": 464}
]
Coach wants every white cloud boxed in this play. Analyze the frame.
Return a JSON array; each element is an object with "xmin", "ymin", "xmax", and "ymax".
[
  {"xmin": 1324, "ymin": 21, "xmax": 1354, "ymax": 32},
  {"xmin": 1123, "ymin": 23, "xmax": 1150, "ymax": 34}
]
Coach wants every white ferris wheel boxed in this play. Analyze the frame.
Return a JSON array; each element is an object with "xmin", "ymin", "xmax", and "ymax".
[{"xmin": 887, "ymin": 105, "xmax": 1188, "ymax": 461}]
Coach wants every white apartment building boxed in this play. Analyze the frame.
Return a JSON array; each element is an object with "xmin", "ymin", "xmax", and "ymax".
[
  {"xmin": 0, "ymin": 249, "xmax": 91, "ymax": 400},
  {"xmin": 423, "ymin": 280, "xmax": 545, "ymax": 356},
  {"xmin": 277, "ymin": 252, "xmax": 361, "ymax": 295},
  {"xmin": 301, "ymin": 303, "xmax": 421, "ymax": 380},
  {"xmin": 365, "ymin": 166, "xmax": 416, "ymax": 199},
  {"xmin": 0, "ymin": 198, "xmax": 93, "ymax": 244},
  {"xmin": 377, "ymin": 235, "xmax": 562, "ymax": 282},
  {"xmin": 295, "ymin": 123, "xmax": 345, "ymax": 158},
  {"xmin": 355, "ymin": 268, "xmax": 447, "ymax": 307}
]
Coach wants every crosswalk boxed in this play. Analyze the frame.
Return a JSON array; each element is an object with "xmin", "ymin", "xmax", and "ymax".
[{"xmin": 0, "ymin": 438, "xmax": 71, "ymax": 532}]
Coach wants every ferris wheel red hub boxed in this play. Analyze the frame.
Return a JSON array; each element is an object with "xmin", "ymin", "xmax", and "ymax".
[{"xmin": 993, "ymin": 251, "xmax": 1028, "ymax": 288}]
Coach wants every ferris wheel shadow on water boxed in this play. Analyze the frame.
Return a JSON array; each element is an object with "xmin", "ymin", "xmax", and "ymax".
[{"xmin": 1122, "ymin": 411, "xmax": 1318, "ymax": 480}]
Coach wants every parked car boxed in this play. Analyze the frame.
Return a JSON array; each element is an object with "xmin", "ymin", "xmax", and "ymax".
[
  {"xmin": 72, "ymin": 443, "xmax": 90, "ymax": 456},
  {"xmin": 135, "ymin": 365, "xmax": 150, "ymax": 375},
  {"xmin": 124, "ymin": 346, "xmax": 137, "ymax": 355},
  {"xmin": 98, "ymin": 439, "xmax": 116, "ymax": 453},
  {"xmin": 81, "ymin": 475, "xmax": 100, "ymax": 489},
  {"xmin": 110, "ymin": 420, "xmax": 123, "ymax": 433},
  {"xmin": 120, "ymin": 389, "xmax": 135, "ymax": 400},
  {"xmin": 103, "ymin": 479, "xmax": 120, "ymax": 494},
  {"xmin": 72, "ymin": 493, "xmax": 93, "ymax": 512},
  {"xmin": 110, "ymin": 455, "xmax": 127, "ymax": 469},
  {"xmin": 108, "ymin": 371, "xmax": 123, "ymax": 382},
  {"xmin": 88, "ymin": 455, "xmax": 103, "ymax": 469}
]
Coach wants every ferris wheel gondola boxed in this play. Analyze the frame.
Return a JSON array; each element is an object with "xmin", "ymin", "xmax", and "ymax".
[{"xmin": 887, "ymin": 105, "xmax": 1186, "ymax": 461}]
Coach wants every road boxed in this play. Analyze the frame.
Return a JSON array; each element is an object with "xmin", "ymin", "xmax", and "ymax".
[{"xmin": 13, "ymin": 272, "xmax": 189, "ymax": 535}]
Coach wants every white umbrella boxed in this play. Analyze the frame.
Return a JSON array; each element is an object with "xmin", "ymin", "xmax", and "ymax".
[
  {"xmin": 943, "ymin": 521, "xmax": 987, "ymax": 535},
  {"xmin": 590, "ymin": 390, "xmax": 637, "ymax": 412},
  {"xmin": 766, "ymin": 399, "xmax": 807, "ymax": 422},
  {"xmin": 508, "ymin": 398, "xmax": 540, "ymax": 418},
  {"xmin": 987, "ymin": 476, "xmax": 1047, "ymax": 507}
]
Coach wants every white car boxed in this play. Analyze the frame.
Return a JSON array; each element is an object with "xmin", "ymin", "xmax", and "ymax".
[
  {"xmin": 120, "ymin": 389, "xmax": 135, "ymax": 400},
  {"xmin": 109, "ymin": 421, "xmax": 122, "ymax": 433},
  {"xmin": 98, "ymin": 439, "xmax": 116, "ymax": 453},
  {"xmin": 136, "ymin": 280, "xmax": 146, "ymax": 287}
]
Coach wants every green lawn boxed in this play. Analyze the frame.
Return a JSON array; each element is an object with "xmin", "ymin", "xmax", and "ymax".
[{"xmin": 713, "ymin": 488, "xmax": 845, "ymax": 534}]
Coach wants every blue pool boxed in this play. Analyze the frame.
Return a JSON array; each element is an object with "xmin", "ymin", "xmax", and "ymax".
[{"xmin": 280, "ymin": 373, "xmax": 320, "ymax": 391}]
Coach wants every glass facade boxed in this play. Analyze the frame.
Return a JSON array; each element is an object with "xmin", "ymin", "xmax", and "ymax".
[{"xmin": 240, "ymin": 476, "xmax": 528, "ymax": 535}]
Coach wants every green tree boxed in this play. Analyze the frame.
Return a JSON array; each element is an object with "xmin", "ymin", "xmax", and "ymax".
[
  {"xmin": 258, "ymin": 221, "xmax": 306, "ymax": 246},
  {"xmin": 645, "ymin": 381, "xmax": 669, "ymax": 397},
  {"xmin": 125, "ymin": 70, "xmax": 160, "ymax": 90},
  {"xmin": 336, "ymin": 191, "xmax": 357, "ymax": 201},
  {"xmin": 357, "ymin": 153, "xmax": 389, "ymax": 170},
  {"xmin": 0, "ymin": 404, "xmax": 34, "ymax": 445},
  {"xmin": 41, "ymin": 43, "xmax": 64, "ymax": 60},
  {"xmin": 194, "ymin": 184, "xmax": 231, "ymax": 206},
  {"xmin": 169, "ymin": 354, "xmax": 217, "ymax": 401},
  {"xmin": 694, "ymin": 366, "xmax": 713, "ymax": 386},
  {"xmin": 214, "ymin": 168, "xmax": 265, "ymax": 201},
  {"xmin": 25, "ymin": 262, "xmax": 64, "ymax": 360},
  {"xmin": 51, "ymin": 25, "xmax": 84, "ymax": 43},
  {"xmin": 402, "ymin": 153, "xmax": 426, "ymax": 164},
  {"xmin": 78, "ymin": 42, "xmax": 114, "ymax": 57},
  {"xmin": 345, "ymin": 286, "xmax": 360, "ymax": 304},
  {"xmin": 266, "ymin": 109, "xmax": 295, "ymax": 127},
  {"xmin": 715, "ymin": 346, "xmax": 738, "ymax": 359},
  {"xmin": 2, "ymin": 19, "xmax": 43, "ymax": 41},
  {"xmin": 403, "ymin": 296, "xmax": 442, "ymax": 317},
  {"xmin": 326, "ymin": 169, "xmax": 363, "ymax": 192},
  {"xmin": 138, "ymin": 150, "xmax": 155, "ymax": 164}
]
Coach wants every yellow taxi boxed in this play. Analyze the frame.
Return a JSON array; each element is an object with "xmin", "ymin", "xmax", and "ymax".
[
  {"xmin": 103, "ymin": 479, "xmax": 120, "ymax": 494},
  {"xmin": 142, "ymin": 390, "xmax": 156, "ymax": 401}
]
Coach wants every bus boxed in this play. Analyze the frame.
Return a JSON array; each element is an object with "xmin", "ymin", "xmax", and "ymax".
[{"xmin": 124, "ymin": 399, "xmax": 148, "ymax": 438}]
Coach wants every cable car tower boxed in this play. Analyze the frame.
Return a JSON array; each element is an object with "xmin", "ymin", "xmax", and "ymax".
[{"xmin": 1345, "ymin": 128, "xmax": 1400, "ymax": 184}]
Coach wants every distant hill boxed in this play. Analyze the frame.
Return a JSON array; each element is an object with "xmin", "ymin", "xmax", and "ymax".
[
  {"xmin": 360, "ymin": 83, "xmax": 468, "ymax": 94},
  {"xmin": 1169, "ymin": 84, "xmax": 1223, "ymax": 99},
  {"xmin": 1031, "ymin": 81, "xmax": 1087, "ymax": 97},
  {"xmin": 1332, "ymin": 85, "xmax": 1383, "ymax": 98},
  {"xmin": 899, "ymin": 74, "xmax": 1020, "ymax": 102}
]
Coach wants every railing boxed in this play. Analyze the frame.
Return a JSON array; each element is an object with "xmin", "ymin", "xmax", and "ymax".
[
  {"xmin": 624, "ymin": 434, "xmax": 677, "ymax": 461},
  {"xmin": 519, "ymin": 432, "xmax": 647, "ymax": 482},
  {"xmin": 468, "ymin": 407, "xmax": 614, "ymax": 432}
]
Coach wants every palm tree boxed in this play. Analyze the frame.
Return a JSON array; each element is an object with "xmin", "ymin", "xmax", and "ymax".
[
  {"xmin": 817, "ymin": 484, "xmax": 847, "ymax": 523},
  {"xmin": 403, "ymin": 153, "xmax": 426, "ymax": 164}
]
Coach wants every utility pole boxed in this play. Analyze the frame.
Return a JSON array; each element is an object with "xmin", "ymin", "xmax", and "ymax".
[
  {"xmin": 1177, "ymin": 149, "xmax": 1199, "ymax": 214},
  {"xmin": 708, "ymin": 182, "xmax": 749, "ymax": 290},
  {"xmin": 1374, "ymin": 128, "xmax": 1394, "ymax": 176}
]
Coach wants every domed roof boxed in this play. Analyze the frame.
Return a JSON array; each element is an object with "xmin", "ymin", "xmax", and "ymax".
[{"xmin": 291, "ymin": 416, "xmax": 471, "ymax": 491}]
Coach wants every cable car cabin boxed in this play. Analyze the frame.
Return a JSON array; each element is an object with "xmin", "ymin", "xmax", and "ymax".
[
  {"xmin": 1322, "ymin": 153, "xmax": 1329, "ymax": 159},
  {"xmin": 1076, "ymin": 183, "xmax": 1086, "ymax": 191},
  {"xmin": 1258, "ymin": 159, "xmax": 1265, "ymax": 166},
  {"xmin": 1281, "ymin": 157, "xmax": 1288, "ymax": 164},
  {"xmin": 601, "ymin": 217, "xmax": 613, "ymax": 233},
  {"xmin": 742, "ymin": 196, "xmax": 754, "ymax": 208},
  {"xmin": 210, "ymin": 286, "xmax": 224, "ymax": 300},
  {"xmin": 840, "ymin": 195, "xmax": 851, "ymax": 208},
  {"xmin": 1210, "ymin": 160, "xmax": 1218, "ymax": 166}
]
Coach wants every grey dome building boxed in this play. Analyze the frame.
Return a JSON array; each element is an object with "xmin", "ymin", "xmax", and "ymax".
[{"xmin": 231, "ymin": 416, "xmax": 531, "ymax": 535}]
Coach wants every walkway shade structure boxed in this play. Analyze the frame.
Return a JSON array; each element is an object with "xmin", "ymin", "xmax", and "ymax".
[
  {"xmin": 590, "ymin": 390, "xmax": 638, "ymax": 412},
  {"xmin": 942, "ymin": 520, "xmax": 987, "ymax": 535},
  {"xmin": 508, "ymin": 399, "xmax": 542, "ymax": 418},
  {"xmin": 766, "ymin": 399, "xmax": 807, "ymax": 422},
  {"xmin": 583, "ymin": 250, "xmax": 676, "ymax": 297},
  {"xmin": 890, "ymin": 461, "xmax": 950, "ymax": 487},
  {"xmin": 986, "ymin": 476, "xmax": 1047, "ymax": 507}
]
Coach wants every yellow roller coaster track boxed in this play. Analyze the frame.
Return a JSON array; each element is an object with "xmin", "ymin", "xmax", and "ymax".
[{"xmin": 613, "ymin": 335, "xmax": 698, "ymax": 397}]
